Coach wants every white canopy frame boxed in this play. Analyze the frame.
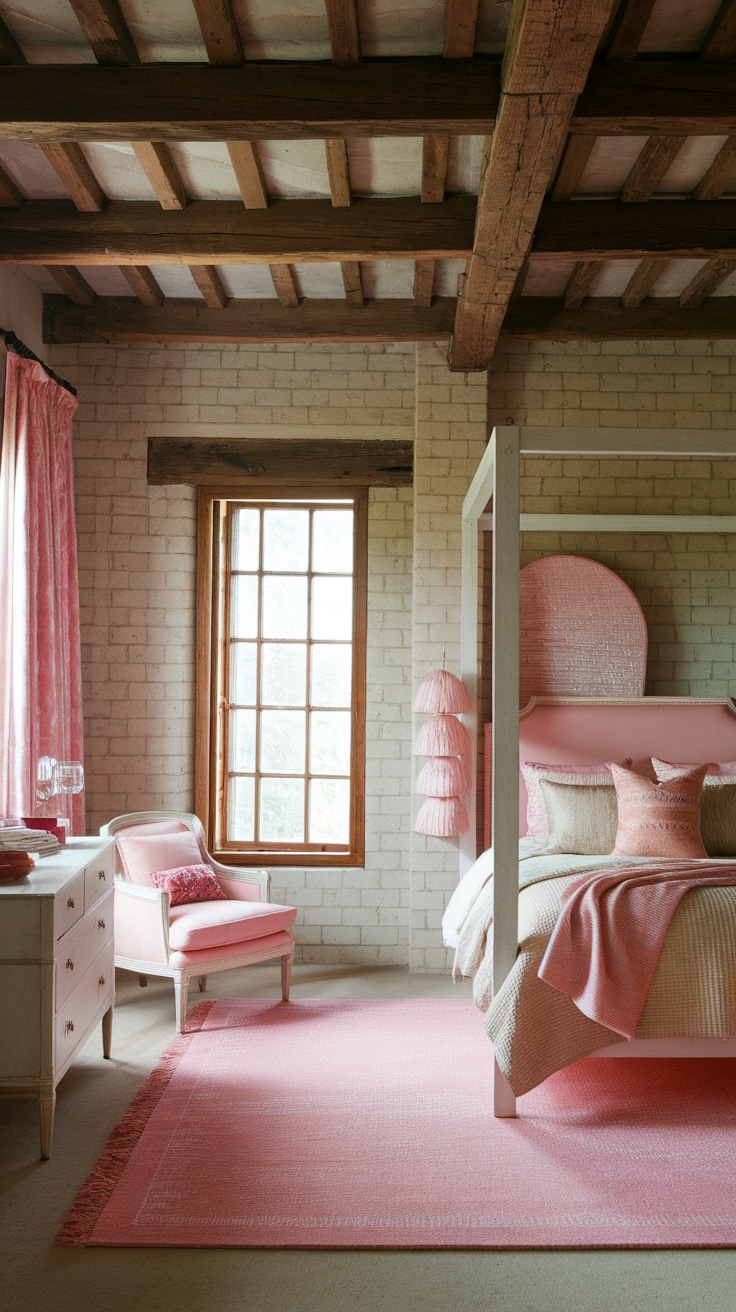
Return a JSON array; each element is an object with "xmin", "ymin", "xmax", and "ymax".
[{"xmin": 460, "ymin": 426, "xmax": 736, "ymax": 1117}]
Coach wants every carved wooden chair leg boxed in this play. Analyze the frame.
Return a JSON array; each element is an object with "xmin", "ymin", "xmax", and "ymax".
[
  {"xmin": 281, "ymin": 949, "xmax": 293, "ymax": 1002},
  {"xmin": 138, "ymin": 974, "xmax": 148, "ymax": 987},
  {"xmin": 198, "ymin": 974, "xmax": 207, "ymax": 992},
  {"xmin": 174, "ymin": 974, "xmax": 190, "ymax": 1034}
]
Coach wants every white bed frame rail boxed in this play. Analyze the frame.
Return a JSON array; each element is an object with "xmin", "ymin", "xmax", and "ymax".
[{"xmin": 460, "ymin": 426, "xmax": 736, "ymax": 1117}]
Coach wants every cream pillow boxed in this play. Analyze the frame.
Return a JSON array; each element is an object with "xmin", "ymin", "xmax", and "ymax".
[{"xmin": 538, "ymin": 778, "xmax": 618, "ymax": 856}]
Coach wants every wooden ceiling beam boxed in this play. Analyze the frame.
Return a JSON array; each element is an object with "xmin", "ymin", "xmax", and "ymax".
[
  {"xmin": 269, "ymin": 265, "xmax": 300, "ymax": 307},
  {"xmin": 444, "ymin": 0, "xmax": 479, "ymax": 58},
  {"xmin": 341, "ymin": 261, "xmax": 364, "ymax": 307},
  {"xmin": 45, "ymin": 266, "xmax": 96, "ymax": 305},
  {"xmin": 119, "ymin": 265, "xmax": 165, "ymax": 306},
  {"xmin": 0, "ymin": 163, "xmax": 23, "ymax": 207},
  {"xmin": 413, "ymin": 260, "xmax": 436, "ymax": 308},
  {"xmin": 0, "ymin": 196, "xmax": 476, "ymax": 264},
  {"xmin": 38, "ymin": 143, "xmax": 107, "ymax": 212},
  {"xmin": 325, "ymin": 140, "xmax": 352, "ymax": 207},
  {"xmin": 6, "ymin": 59, "xmax": 735, "ymax": 141},
  {"xmin": 549, "ymin": 135, "xmax": 596, "ymax": 201},
  {"xmin": 701, "ymin": 0, "xmax": 736, "ymax": 60},
  {"xmin": 43, "ymin": 295, "xmax": 458, "ymax": 343},
  {"xmin": 692, "ymin": 137, "xmax": 736, "ymax": 200},
  {"xmin": 0, "ymin": 13, "xmax": 26, "ymax": 63},
  {"xmin": 191, "ymin": 0, "xmax": 244, "ymax": 66},
  {"xmin": 679, "ymin": 258, "xmax": 736, "ymax": 309},
  {"xmin": 190, "ymin": 264, "xmax": 230, "ymax": 308},
  {"xmin": 449, "ymin": 0, "xmax": 618, "ymax": 371},
  {"xmin": 563, "ymin": 260, "xmax": 604, "ymax": 308},
  {"xmin": 226, "ymin": 142, "xmax": 268, "ymax": 209},
  {"xmin": 421, "ymin": 137, "xmax": 449, "ymax": 203},
  {"xmin": 503, "ymin": 295, "xmax": 736, "ymax": 339},
  {"xmin": 620, "ymin": 256, "xmax": 669, "ymax": 308},
  {"xmin": 67, "ymin": 0, "xmax": 140, "ymax": 65},
  {"xmin": 132, "ymin": 143, "xmax": 188, "ymax": 210},
  {"xmin": 605, "ymin": 0, "xmax": 657, "ymax": 59},
  {"xmin": 620, "ymin": 136, "xmax": 687, "ymax": 202},
  {"xmin": 324, "ymin": 0, "xmax": 360, "ymax": 66},
  {"xmin": 532, "ymin": 199, "xmax": 736, "ymax": 258}
]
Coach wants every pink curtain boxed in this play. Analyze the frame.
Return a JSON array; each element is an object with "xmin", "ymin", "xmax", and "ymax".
[{"xmin": 0, "ymin": 349, "xmax": 84, "ymax": 833}]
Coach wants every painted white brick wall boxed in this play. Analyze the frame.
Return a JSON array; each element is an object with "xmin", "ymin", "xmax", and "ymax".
[{"xmin": 51, "ymin": 340, "xmax": 415, "ymax": 965}]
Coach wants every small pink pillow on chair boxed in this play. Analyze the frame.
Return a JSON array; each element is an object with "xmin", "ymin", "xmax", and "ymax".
[
  {"xmin": 151, "ymin": 864, "xmax": 226, "ymax": 906},
  {"xmin": 610, "ymin": 761, "xmax": 708, "ymax": 859}
]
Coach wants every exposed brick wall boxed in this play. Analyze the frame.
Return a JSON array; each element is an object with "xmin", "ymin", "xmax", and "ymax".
[{"xmin": 50, "ymin": 340, "xmax": 415, "ymax": 965}]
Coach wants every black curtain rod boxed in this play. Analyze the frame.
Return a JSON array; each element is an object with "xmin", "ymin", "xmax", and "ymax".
[{"xmin": 0, "ymin": 327, "xmax": 77, "ymax": 397}]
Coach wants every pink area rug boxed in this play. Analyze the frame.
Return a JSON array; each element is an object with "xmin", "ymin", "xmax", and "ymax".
[{"xmin": 58, "ymin": 999, "xmax": 736, "ymax": 1249}]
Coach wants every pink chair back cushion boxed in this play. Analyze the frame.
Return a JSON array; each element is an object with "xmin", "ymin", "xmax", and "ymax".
[
  {"xmin": 150, "ymin": 864, "xmax": 225, "ymax": 906},
  {"xmin": 611, "ymin": 761, "xmax": 708, "ymax": 859},
  {"xmin": 168, "ymin": 900, "xmax": 297, "ymax": 952},
  {"xmin": 117, "ymin": 831, "xmax": 204, "ymax": 885}
]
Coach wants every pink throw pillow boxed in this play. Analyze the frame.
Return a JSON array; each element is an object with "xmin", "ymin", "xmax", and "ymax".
[
  {"xmin": 610, "ymin": 761, "xmax": 708, "ymax": 859},
  {"xmin": 521, "ymin": 759, "xmax": 631, "ymax": 836},
  {"xmin": 117, "ymin": 831, "xmax": 203, "ymax": 886},
  {"xmin": 150, "ymin": 864, "xmax": 226, "ymax": 906},
  {"xmin": 652, "ymin": 757, "xmax": 736, "ymax": 781}
]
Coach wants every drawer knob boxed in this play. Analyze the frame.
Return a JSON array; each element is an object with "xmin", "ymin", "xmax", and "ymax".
[
  {"xmin": 98, "ymin": 918, "xmax": 106, "ymax": 930},
  {"xmin": 98, "ymin": 869, "xmax": 106, "ymax": 881},
  {"xmin": 98, "ymin": 975, "xmax": 106, "ymax": 987},
  {"xmin": 65, "ymin": 958, "xmax": 74, "ymax": 971},
  {"xmin": 65, "ymin": 1020, "xmax": 74, "ymax": 1034},
  {"xmin": 67, "ymin": 897, "xmax": 75, "ymax": 909}
]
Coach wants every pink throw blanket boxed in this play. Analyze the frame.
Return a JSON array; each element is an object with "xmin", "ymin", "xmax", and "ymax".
[{"xmin": 538, "ymin": 861, "xmax": 736, "ymax": 1040}]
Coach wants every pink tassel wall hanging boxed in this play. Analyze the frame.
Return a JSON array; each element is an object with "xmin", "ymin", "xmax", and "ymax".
[{"xmin": 413, "ymin": 660, "xmax": 473, "ymax": 838}]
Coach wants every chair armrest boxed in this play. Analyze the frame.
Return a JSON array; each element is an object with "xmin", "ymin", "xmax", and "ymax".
[
  {"xmin": 114, "ymin": 878, "xmax": 170, "ymax": 965},
  {"xmin": 211, "ymin": 864, "xmax": 271, "ymax": 902}
]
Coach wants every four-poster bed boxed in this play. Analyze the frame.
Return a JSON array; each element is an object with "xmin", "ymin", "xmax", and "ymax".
[{"xmin": 458, "ymin": 426, "xmax": 736, "ymax": 1117}]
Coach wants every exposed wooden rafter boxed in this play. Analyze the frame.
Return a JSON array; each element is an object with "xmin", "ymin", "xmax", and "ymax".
[
  {"xmin": 132, "ymin": 143, "xmax": 188, "ymax": 210},
  {"xmin": 67, "ymin": 0, "xmax": 140, "ymax": 65},
  {"xmin": 0, "ymin": 164, "xmax": 22, "ymax": 207},
  {"xmin": 43, "ymin": 295, "xmax": 458, "ymax": 343},
  {"xmin": 563, "ymin": 260, "xmax": 604, "ymax": 308},
  {"xmin": 226, "ymin": 142, "xmax": 268, "ymax": 209},
  {"xmin": 38, "ymin": 143, "xmax": 107, "ymax": 212},
  {"xmin": 620, "ymin": 256, "xmax": 668, "ymax": 308},
  {"xmin": 421, "ymin": 137, "xmax": 449, "ymax": 203},
  {"xmin": 119, "ymin": 265, "xmax": 165, "ymax": 306},
  {"xmin": 413, "ymin": 261, "xmax": 436, "ymax": 308},
  {"xmin": 45, "ymin": 266, "xmax": 96, "ymax": 305},
  {"xmin": 679, "ymin": 259, "xmax": 736, "ymax": 309},
  {"xmin": 503, "ymin": 296, "xmax": 736, "ymax": 339},
  {"xmin": 191, "ymin": 0, "xmax": 244, "ymax": 66},
  {"xmin": 269, "ymin": 265, "xmax": 300, "ymax": 307},
  {"xmin": 701, "ymin": 0, "xmax": 736, "ymax": 60},
  {"xmin": 444, "ymin": 0, "xmax": 479, "ymax": 58},
  {"xmin": 549, "ymin": 135, "xmax": 596, "ymax": 201},
  {"xmin": 449, "ymin": 0, "xmax": 618, "ymax": 371},
  {"xmin": 190, "ymin": 265, "xmax": 230, "ymax": 308},
  {"xmin": 341, "ymin": 262, "xmax": 364, "ymax": 307},
  {"xmin": 692, "ymin": 137, "xmax": 736, "ymax": 200},
  {"xmin": 324, "ymin": 0, "xmax": 360, "ymax": 66},
  {"xmin": 620, "ymin": 136, "xmax": 687, "ymax": 203},
  {"xmin": 325, "ymin": 140, "xmax": 352, "ymax": 207},
  {"xmin": 605, "ymin": 0, "xmax": 657, "ymax": 59}
]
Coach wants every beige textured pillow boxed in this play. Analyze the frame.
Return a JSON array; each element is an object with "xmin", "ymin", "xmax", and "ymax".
[
  {"xmin": 700, "ymin": 780, "xmax": 736, "ymax": 858},
  {"xmin": 538, "ymin": 779, "xmax": 618, "ymax": 856}
]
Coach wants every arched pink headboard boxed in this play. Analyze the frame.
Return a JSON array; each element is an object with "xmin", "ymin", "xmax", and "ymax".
[{"xmin": 484, "ymin": 696, "xmax": 736, "ymax": 846}]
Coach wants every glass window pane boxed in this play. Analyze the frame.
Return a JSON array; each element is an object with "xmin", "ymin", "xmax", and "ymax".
[
  {"xmin": 230, "ymin": 575, "xmax": 258, "ymax": 638},
  {"xmin": 263, "ymin": 508, "xmax": 309, "ymax": 572},
  {"xmin": 229, "ymin": 709, "xmax": 256, "ymax": 772},
  {"xmin": 259, "ymin": 777, "xmax": 304, "ymax": 843},
  {"xmin": 309, "ymin": 779, "xmax": 350, "ymax": 844},
  {"xmin": 312, "ymin": 509, "xmax": 353, "ymax": 574},
  {"xmin": 228, "ymin": 776, "xmax": 254, "ymax": 841},
  {"xmin": 311, "ymin": 577, "xmax": 353, "ymax": 640},
  {"xmin": 311, "ymin": 644, "xmax": 352, "ymax": 707},
  {"xmin": 310, "ymin": 710, "xmax": 351, "ymax": 775},
  {"xmin": 260, "ymin": 709, "xmax": 306, "ymax": 774},
  {"xmin": 262, "ymin": 575, "xmax": 308, "ymax": 639},
  {"xmin": 230, "ymin": 643, "xmax": 257, "ymax": 705},
  {"xmin": 261, "ymin": 643, "xmax": 306, "ymax": 707},
  {"xmin": 231, "ymin": 508, "xmax": 260, "ymax": 571}
]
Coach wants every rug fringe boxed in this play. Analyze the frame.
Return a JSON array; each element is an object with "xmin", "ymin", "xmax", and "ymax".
[{"xmin": 55, "ymin": 999, "xmax": 216, "ymax": 1247}]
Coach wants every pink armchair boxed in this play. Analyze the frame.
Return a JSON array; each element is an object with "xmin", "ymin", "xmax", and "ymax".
[{"xmin": 101, "ymin": 811, "xmax": 296, "ymax": 1032}]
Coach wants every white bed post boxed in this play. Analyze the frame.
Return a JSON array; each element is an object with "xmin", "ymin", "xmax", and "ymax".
[{"xmin": 491, "ymin": 427, "xmax": 520, "ymax": 1117}]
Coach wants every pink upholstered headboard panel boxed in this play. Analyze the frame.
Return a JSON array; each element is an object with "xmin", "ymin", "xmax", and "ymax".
[{"xmin": 484, "ymin": 696, "xmax": 736, "ymax": 847}]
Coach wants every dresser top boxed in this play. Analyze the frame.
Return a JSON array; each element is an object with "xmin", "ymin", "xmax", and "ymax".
[{"xmin": 0, "ymin": 836, "xmax": 113, "ymax": 897}]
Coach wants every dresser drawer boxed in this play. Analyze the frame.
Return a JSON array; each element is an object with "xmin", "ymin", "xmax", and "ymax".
[
  {"xmin": 54, "ymin": 890, "xmax": 114, "ymax": 1012},
  {"xmin": 84, "ymin": 846, "xmax": 113, "ymax": 911},
  {"xmin": 54, "ymin": 942, "xmax": 114, "ymax": 1070},
  {"xmin": 54, "ymin": 871, "xmax": 86, "ymax": 939}
]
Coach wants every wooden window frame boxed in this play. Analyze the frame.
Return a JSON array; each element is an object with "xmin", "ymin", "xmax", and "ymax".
[{"xmin": 196, "ymin": 485, "xmax": 367, "ymax": 867}]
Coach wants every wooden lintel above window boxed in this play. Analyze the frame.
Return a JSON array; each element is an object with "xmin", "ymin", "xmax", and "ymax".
[{"xmin": 148, "ymin": 438, "xmax": 413, "ymax": 488}]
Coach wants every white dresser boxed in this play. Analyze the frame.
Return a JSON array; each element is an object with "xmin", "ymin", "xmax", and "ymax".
[{"xmin": 0, "ymin": 836, "xmax": 115, "ymax": 1158}]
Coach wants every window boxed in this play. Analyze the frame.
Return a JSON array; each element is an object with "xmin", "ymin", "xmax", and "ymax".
[{"xmin": 196, "ymin": 489, "xmax": 367, "ymax": 866}]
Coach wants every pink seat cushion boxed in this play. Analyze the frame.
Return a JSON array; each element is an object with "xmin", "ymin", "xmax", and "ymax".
[
  {"xmin": 168, "ymin": 899, "xmax": 297, "ymax": 951},
  {"xmin": 117, "ymin": 832, "xmax": 204, "ymax": 886}
]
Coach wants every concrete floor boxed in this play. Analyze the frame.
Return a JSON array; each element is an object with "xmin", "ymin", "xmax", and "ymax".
[{"xmin": 2, "ymin": 964, "xmax": 735, "ymax": 1312}]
